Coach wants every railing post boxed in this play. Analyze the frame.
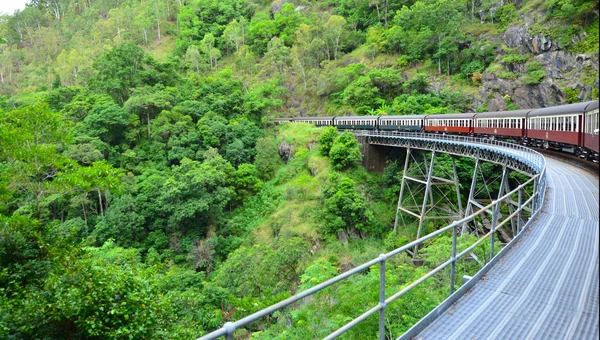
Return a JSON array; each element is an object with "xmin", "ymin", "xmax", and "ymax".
[
  {"xmin": 224, "ymin": 322, "xmax": 235, "ymax": 340},
  {"xmin": 490, "ymin": 206, "xmax": 497, "ymax": 261},
  {"xmin": 379, "ymin": 254, "xmax": 387, "ymax": 340},
  {"xmin": 450, "ymin": 224, "xmax": 457, "ymax": 295},
  {"xmin": 517, "ymin": 187, "xmax": 523, "ymax": 234},
  {"xmin": 532, "ymin": 178, "xmax": 538, "ymax": 212}
]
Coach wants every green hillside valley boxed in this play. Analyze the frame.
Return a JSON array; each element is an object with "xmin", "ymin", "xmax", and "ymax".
[{"xmin": 0, "ymin": 0, "xmax": 598, "ymax": 338}]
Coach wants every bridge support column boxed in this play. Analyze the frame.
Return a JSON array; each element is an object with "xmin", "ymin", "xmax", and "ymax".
[
  {"xmin": 490, "ymin": 165, "xmax": 508, "ymax": 259},
  {"xmin": 392, "ymin": 149, "xmax": 464, "ymax": 259},
  {"xmin": 462, "ymin": 157, "xmax": 481, "ymax": 234}
]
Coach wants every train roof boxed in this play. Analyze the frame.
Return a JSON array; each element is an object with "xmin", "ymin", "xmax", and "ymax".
[
  {"xmin": 528, "ymin": 101, "xmax": 599, "ymax": 117},
  {"xmin": 425, "ymin": 113, "xmax": 476, "ymax": 119},
  {"xmin": 380, "ymin": 115, "xmax": 426, "ymax": 120},
  {"xmin": 334, "ymin": 116, "xmax": 378, "ymax": 120},
  {"xmin": 474, "ymin": 109, "xmax": 532, "ymax": 119},
  {"xmin": 292, "ymin": 116, "xmax": 334, "ymax": 121}
]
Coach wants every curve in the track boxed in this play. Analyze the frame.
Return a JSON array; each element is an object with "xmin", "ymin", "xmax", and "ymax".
[{"xmin": 414, "ymin": 157, "xmax": 599, "ymax": 339}]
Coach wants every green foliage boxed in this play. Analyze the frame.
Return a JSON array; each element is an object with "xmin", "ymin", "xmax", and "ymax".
[
  {"xmin": 318, "ymin": 126, "xmax": 339, "ymax": 156},
  {"xmin": 495, "ymin": 4, "xmax": 517, "ymax": 28},
  {"xmin": 499, "ymin": 71, "xmax": 519, "ymax": 80},
  {"xmin": 254, "ymin": 136, "xmax": 283, "ymax": 180},
  {"xmin": 159, "ymin": 153, "xmax": 234, "ymax": 233},
  {"xmin": 523, "ymin": 61, "xmax": 547, "ymax": 85},
  {"xmin": 563, "ymin": 87, "xmax": 580, "ymax": 103},
  {"xmin": 90, "ymin": 42, "xmax": 172, "ymax": 104},
  {"xmin": 501, "ymin": 54, "xmax": 529, "ymax": 65},
  {"xmin": 322, "ymin": 174, "xmax": 374, "ymax": 236},
  {"xmin": 0, "ymin": 0, "xmax": 596, "ymax": 337},
  {"xmin": 328, "ymin": 132, "xmax": 363, "ymax": 170}
]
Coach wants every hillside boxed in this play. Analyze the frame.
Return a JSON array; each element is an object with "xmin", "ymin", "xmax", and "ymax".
[
  {"xmin": 0, "ymin": 0, "xmax": 598, "ymax": 338},
  {"xmin": 1, "ymin": 0, "xmax": 598, "ymax": 113}
]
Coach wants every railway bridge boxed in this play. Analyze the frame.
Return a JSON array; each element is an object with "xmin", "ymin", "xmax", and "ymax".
[{"xmin": 199, "ymin": 132, "xmax": 599, "ymax": 340}]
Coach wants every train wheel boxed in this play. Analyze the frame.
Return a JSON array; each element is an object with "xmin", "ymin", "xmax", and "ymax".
[{"xmin": 543, "ymin": 141, "xmax": 550, "ymax": 149}]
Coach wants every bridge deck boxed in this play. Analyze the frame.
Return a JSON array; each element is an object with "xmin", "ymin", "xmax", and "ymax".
[{"xmin": 415, "ymin": 157, "xmax": 599, "ymax": 339}]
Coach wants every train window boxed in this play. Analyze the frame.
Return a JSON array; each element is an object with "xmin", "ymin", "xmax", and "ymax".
[{"xmin": 559, "ymin": 117, "xmax": 564, "ymax": 131}]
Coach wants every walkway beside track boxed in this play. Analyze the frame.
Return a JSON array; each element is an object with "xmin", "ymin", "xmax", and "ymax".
[{"xmin": 414, "ymin": 157, "xmax": 599, "ymax": 339}]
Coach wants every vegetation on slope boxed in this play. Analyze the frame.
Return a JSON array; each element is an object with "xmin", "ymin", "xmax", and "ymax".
[{"xmin": 0, "ymin": 0, "xmax": 595, "ymax": 338}]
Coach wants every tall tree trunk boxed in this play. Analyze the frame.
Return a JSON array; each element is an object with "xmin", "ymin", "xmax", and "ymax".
[
  {"xmin": 98, "ymin": 188, "xmax": 104, "ymax": 216},
  {"xmin": 155, "ymin": 2, "xmax": 161, "ymax": 41},
  {"xmin": 147, "ymin": 112, "xmax": 151, "ymax": 138},
  {"xmin": 438, "ymin": 34, "xmax": 442, "ymax": 75},
  {"xmin": 384, "ymin": 0, "xmax": 388, "ymax": 28},
  {"xmin": 82, "ymin": 201, "xmax": 88, "ymax": 233}
]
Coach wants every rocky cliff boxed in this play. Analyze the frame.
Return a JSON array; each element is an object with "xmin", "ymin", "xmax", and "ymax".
[{"xmin": 477, "ymin": 18, "xmax": 598, "ymax": 110}]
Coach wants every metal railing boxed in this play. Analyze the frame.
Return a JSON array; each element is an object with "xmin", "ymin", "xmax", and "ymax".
[
  {"xmin": 198, "ymin": 133, "xmax": 546, "ymax": 340},
  {"xmin": 354, "ymin": 130, "xmax": 546, "ymax": 174}
]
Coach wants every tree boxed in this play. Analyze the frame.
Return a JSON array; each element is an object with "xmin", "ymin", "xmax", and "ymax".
[
  {"xmin": 200, "ymin": 33, "xmax": 221, "ymax": 68},
  {"xmin": 233, "ymin": 163, "xmax": 263, "ymax": 204},
  {"xmin": 323, "ymin": 174, "xmax": 374, "ymax": 236},
  {"xmin": 90, "ymin": 42, "xmax": 150, "ymax": 104},
  {"xmin": 223, "ymin": 19, "xmax": 246, "ymax": 53},
  {"xmin": 0, "ymin": 102, "xmax": 70, "ymax": 221},
  {"xmin": 92, "ymin": 195, "xmax": 146, "ymax": 247},
  {"xmin": 261, "ymin": 37, "xmax": 290, "ymax": 75},
  {"xmin": 159, "ymin": 152, "xmax": 234, "ymax": 233},
  {"xmin": 124, "ymin": 85, "xmax": 178, "ymax": 138},
  {"xmin": 329, "ymin": 132, "xmax": 363, "ymax": 170},
  {"xmin": 254, "ymin": 137, "xmax": 282, "ymax": 180},
  {"xmin": 340, "ymin": 76, "xmax": 381, "ymax": 114},
  {"xmin": 75, "ymin": 102, "xmax": 130, "ymax": 145},
  {"xmin": 324, "ymin": 15, "xmax": 347, "ymax": 60},
  {"xmin": 185, "ymin": 45, "xmax": 201, "ymax": 73},
  {"xmin": 318, "ymin": 126, "xmax": 339, "ymax": 156}
]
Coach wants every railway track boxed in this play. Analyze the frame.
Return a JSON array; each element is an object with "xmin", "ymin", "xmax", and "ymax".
[{"xmin": 534, "ymin": 147, "xmax": 599, "ymax": 176}]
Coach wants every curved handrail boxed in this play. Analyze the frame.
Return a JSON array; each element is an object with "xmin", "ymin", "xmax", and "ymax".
[{"xmin": 198, "ymin": 132, "xmax": 547, "ymax": 340}]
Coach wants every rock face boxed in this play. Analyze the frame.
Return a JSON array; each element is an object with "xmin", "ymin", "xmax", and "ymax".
[
  {"xmin": 481, "ymin": 51, "xmax": 598, "ymax": 109},
  {"xmin": 271, "ymin": 0, "xmax": 293, "ymax": 15},
  {"xmin": 503, "ymin": 25, "xmax": 529, "ymax": 53},
  {"xmin": 503, "ymin": 25, "xmax": 559, "ymax": 55},
  {"xmin": 478, "ymin": 23, "xmax": 600, "ymax": 109}
]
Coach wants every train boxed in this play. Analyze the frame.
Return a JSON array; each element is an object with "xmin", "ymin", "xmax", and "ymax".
[{"xmin": 273, "ymin": 101, "xmax": 600, "ymax": 162}]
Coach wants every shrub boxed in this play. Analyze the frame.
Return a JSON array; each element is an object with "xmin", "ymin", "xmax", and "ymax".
[
  {"xmin": 318, "ymin": 126, "xmax": 339, "ymax": 156},
  {"xmin": 329, "ymin": 132, "xmax": 363, "ymax": 170},
  {"xmin": 499, "ymin": 71, "xmax": 518, "ymax": 80},
  {"xmin": 523, "ymin": 61, "xmax": 546, "ymax": 85},
  {"xmin": 563, "ymin": 87, "xmax": 579, "ymax": 103},
  {"xmin": 501, "ymin": 54, "xmax": 529, "ymax": 65}
]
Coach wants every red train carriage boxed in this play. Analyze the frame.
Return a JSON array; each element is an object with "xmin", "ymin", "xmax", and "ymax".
[
  {"xmin": 424, "ymin": 113, "xmax": 475, "ymax": 134},
  {"xmin": 526, "ymin": 102, "xmax": 590, "ymax": 150},
  {"xmin": 582, "ymin": 102, "xmax": 599, "ymax": 158},
  {"xmin": 474, "ymin": 110, "xmax": 530, "ymax": 140}
]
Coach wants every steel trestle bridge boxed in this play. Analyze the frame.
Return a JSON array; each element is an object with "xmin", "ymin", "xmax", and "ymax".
[{"xmin": 198, "ymin": 131, "xmax": 599, "ymax": 340}]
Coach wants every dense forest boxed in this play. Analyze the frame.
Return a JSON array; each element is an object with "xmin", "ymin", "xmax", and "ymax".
[{"xmin": 0, "ymin": 0, "xmax": 598, "ymax": 338}]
